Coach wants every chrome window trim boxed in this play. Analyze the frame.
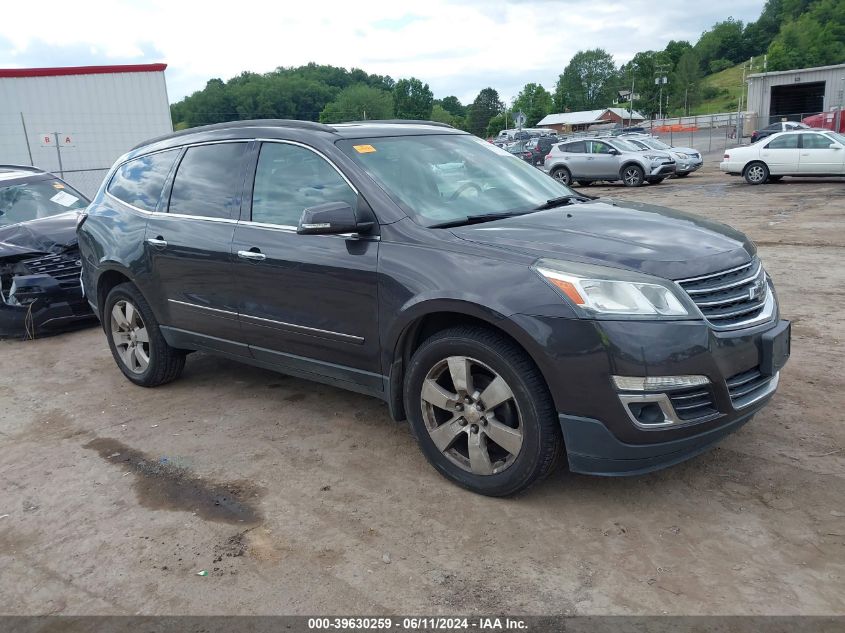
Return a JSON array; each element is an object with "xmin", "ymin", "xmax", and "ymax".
[
  {"xmin": 105, "ymin": 190, "xmax": 154, "ymax": 216},
  {"xmin": 254, "ymin": 138, "xmax": 360, "ymax": 195}
]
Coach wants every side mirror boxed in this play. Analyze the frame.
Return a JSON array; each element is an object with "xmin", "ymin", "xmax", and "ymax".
[
  {"xmin": 830, "ymin": 143, "xmax": 843, "ymax": 149},
  {"xmin": 297, "ymin": 201, "xmax": 371, "ymax": 235},
  {"xmin": 609, "ymin": 148, "xmax": 620, "ymax": 155}
]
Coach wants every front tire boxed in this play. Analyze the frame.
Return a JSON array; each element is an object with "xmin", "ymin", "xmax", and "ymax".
[
  {"xmin": 404, "ymin": 326, "xmax": 563, "ymax": 497},
  {"xmin": 743, "ymin": 161, "xmax": 769, "ymax": 185},
  {"xmin": 621, "ymin": 164, "xmax": 645, "ymax": 187},
  {"xmin": 104, "ymin": 283, "xmax": 186, "ymax": 387},
  {"xmin": 675, "ymin": 172, "xmax": 690, "ymax": 178},
  {"xmin": 576, "ymin": 180, "xmax": 592, "ymax": 187},
  {"xmin": 647, "ymin": 177, "xmax": 665, "ymax": 185},
  {"xmin": 551, "ymin": 166, "xmax": 572, "ymax": 186}
]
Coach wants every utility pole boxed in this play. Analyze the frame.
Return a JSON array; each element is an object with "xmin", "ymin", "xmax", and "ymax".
[
  {"xmin": 655, "ymin": 65, "xmax": 669, "ymax": 120},
  {"xmin": 629, "ymin": 72, "xmax": 635, "ymax": 127}
]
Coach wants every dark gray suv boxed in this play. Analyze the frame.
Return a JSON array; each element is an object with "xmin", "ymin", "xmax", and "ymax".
[{"xmin": 78, "ymin": 120, "xmax": 790, "ymax": 496}]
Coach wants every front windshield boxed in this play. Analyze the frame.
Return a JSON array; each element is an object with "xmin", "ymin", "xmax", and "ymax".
[
  {"xmin": 642, "ymin": 138, "xmax": 670, "ymax": 150},
  {"xmin": 0, "ymin": 178, "xmax": 88, "ymax": 227},
  {"xmin": 337, "ymin": 134, "xmax": 576, "ymax": 226},
  {"xmin": 827, "ymin": 132, "xmax": 845, "ymax": 144},
  {"xmin": 610, "ymin": 139, "xmax": 641, "ymax": 152}
]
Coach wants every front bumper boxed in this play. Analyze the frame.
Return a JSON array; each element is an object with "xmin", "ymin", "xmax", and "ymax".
[
  {"xmin": 675, "ymin": 158, "xmax": 703, "ymax": 174},
  {"xmin": 648, "ymin": 161, "xmax": 676, "ymax": 177},
  {"xmin": 507, "ymin": 312, "xmax": 788, "ymax": 475}
]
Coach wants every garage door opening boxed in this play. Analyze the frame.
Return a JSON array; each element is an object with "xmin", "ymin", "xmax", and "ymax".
[{"xmin": 770, "ymin": 82, "xmax": 826, "ymax": 120}]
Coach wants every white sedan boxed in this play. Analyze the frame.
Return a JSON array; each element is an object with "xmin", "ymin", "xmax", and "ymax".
[{"xmin": 720, "ymin": 130, "xmax": 845, "ymax": 184}]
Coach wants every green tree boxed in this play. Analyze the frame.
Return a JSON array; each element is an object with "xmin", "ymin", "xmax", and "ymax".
[
  {"xmin": 766, "ymin": 0, "xmax": 845, "ymax": 70},
  {"xmin": 438, "ymin": 96, "xmax": 466, "ymax": 118},
  {"xmin": 664, "ymin": 40, "xmax": 693, "ymax": 67},
  {"xmin": 512, "ymin": 83, "xmax": 554, "ymax": 126},
  {"xmin": 466, "ymin": 88, "xmax": 503, "ymax": 137},
  {"xmin": 430, "ymin": 104, "xmax": 463, "ymax": 128},
  {"xmin": 319, "ymin": 84, "xmax": 394, "ymax": 123},
  {"xmin": 694, "ymin": 18, "xmax": 749, "ymax": 70},
  {"xmin": 392, "ymin": 77, "xmax": 434, "ymax": 119},
  {"xmin": 486, "ymin": 112, "xmax": 509, "ymax": 137},
  {"xmin": 553, "ymin": 49, "xmax": 618, "ymax": 112},
  {"xmin": 619, "ymin": 51, "xmax": 671, "ymax": 119},
  {"xmin": 671, "ymin": 49, "xmax": 704, "ymax": 114}
]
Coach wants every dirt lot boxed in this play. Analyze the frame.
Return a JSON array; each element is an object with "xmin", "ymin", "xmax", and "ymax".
[{"xmin": 2, "ymin": 158, "xmax": 844, "ymax": 616}]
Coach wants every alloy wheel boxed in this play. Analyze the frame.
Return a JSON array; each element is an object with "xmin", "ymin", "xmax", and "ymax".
[
  {"xmin": 552, "ymin": 168, "xmax": 571, "ymax": 185},
  {"xmin": 420, "ymin": 356, "xmax": 524, "ymax": 476},
  {"xmin": 747, "ymin": 165, "xmax": 766, "ymax": 183},
  {"xmin": 110, "ymin": 300, "xmax": 150, "ymax": 374},
  {"xmin": 623, "ymin": 166, "xmax": 643, "ymax": 186}
]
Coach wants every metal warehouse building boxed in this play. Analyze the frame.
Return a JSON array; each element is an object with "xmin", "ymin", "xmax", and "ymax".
[
  {"xmin": 746, "ymin": 63, "xmax": 845, "ymax": 128},
  {"xmin": 0, "ymin": 64, "xmax": 173, "ymax": 196}
]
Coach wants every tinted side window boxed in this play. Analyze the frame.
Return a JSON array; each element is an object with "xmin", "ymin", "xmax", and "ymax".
[
  {"xmin": 107, "ymin": 149, "xmax": 179, "ymax": 211},
  {"xmin": 168, "ymin": 143, "xmax": 247, "ymax": 219},
  {"xmin": 801, "ymin": 134, "xmax": 833, "ymax": 149},
  {"xmin": 563, "ymin": 141, "xmax": 586, "ymax": 153},
  {"xmin": 766, "ymin": 135, "xmax": 799, "ymax": 149},
  {"xmin": 251, "ymin": 143, "xmax": 357, "ymax": 227}
]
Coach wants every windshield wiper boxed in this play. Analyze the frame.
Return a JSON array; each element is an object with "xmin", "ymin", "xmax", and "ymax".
[
  {"xmin": 428, "ymin": 211, "xmax": 533, "ymax": 229},
  {"xmin": 533, "ymin": 194, "xmax": 593, "ymax": 210}
]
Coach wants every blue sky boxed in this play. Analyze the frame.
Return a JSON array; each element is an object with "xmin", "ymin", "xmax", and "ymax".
[{"xmin": 0, "ymin": 0, "xmax": 766, "ymax": 106}]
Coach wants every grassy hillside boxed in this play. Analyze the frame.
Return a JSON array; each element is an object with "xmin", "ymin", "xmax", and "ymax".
[{"xmin": 688, "ymin": 64, "xmax": 746, "ymax": 115}]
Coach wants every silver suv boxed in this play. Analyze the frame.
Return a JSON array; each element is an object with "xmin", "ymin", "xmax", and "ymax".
[
  {"xmin": 543, "ymin": 137, "xmax": 676, "ymax": 187},
  {"xmin": 621, "ymin": 134, "xmax": 702, "ymax": 177}
]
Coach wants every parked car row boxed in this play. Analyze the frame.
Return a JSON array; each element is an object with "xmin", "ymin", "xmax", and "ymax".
[
  {"xmin": 721, "ymin": 129, "xmax": 845, "ymax": 184},
  {"xmin": 543, "ymin": 136, "xmax": 678, "ymax": 187}
]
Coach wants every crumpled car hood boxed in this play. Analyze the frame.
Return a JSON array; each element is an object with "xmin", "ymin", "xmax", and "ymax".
[{"xmin": 0, "ymin": 212, "xmax": 79, "ymax": 258}]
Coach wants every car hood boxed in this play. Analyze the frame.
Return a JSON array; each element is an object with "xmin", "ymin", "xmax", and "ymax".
[
  {"xmin": 671, "ymin": 147, "xmax": 699, "ymax": 156},
  {"xmin": 0, "ymin": 212, "xmax": 80, "ymax": 259},
  {"xmin": 449, "ymin": 199, "xmax": 754, "ymax": 280}
]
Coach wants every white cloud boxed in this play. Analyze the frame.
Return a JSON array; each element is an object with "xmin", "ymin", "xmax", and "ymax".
[{"xmin": 0, "ymin": 0, "xmax": 765, "ymax": 104}]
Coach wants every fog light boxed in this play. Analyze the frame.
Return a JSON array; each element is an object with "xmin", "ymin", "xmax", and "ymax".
[{"xmin": 612, "ymin": 375, "xmax": 709, "ymax": 391}]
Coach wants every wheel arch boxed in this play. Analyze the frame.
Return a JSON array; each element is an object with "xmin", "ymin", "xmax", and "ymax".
[
  {"xmin": 384, "ymin": 301, "xmax": 555, "ymax": 423},
  {"xmin": 95, "ymin": 266, "xmax": 134, "ymax": 321}
]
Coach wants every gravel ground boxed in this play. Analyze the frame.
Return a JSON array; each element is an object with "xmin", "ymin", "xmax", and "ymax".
[{"xmin": 1, "ymin": 159, "xmax": 844, "ymax": 616}]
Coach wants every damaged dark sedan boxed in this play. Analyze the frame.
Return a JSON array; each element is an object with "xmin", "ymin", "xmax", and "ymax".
[{"xmin": 0, "ymin": 165, "xmax": 94, "ymax": 339}]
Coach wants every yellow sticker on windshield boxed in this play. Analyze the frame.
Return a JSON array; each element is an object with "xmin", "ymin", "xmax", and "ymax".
[
  {"xmin": 353, "ymin": 144, "xmax": 377, "ymax": 153},
  {"xmin": 52, "ymin": 183, "xmax": 65, "ymax": 189}
]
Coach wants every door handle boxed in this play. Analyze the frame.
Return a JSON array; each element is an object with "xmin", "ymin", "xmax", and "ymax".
[
  {"xmin": 238, "ymin": 249, "xmax": 266, "ymax": 262},
  {"xmin": 146, "ymin": 237, "xmax": 167, "ymax": 248}
]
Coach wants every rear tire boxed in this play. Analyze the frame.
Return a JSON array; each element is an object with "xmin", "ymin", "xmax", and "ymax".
[
  {"xmin": 551, "ymin": 166, "xmax": 572, "ymax": 186},
  {"xmin": 104, "ymin": 283, "xmax": 186, "ymax": 387},
  {"xmin": 404, "ymin": 326, "xmax": 563, "ymax": 497},
  {"xmin": 621, "ymin": 164, "xmax": 645, "ymax": 187},
  {"xmin": 743, "ymin": 161, "xmax": 769, "ymax": 185}
]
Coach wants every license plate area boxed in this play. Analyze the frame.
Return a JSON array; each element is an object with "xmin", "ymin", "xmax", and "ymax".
[{"xmin": 761, "ymin": 320, "xmax": 790, "ymax": 376}]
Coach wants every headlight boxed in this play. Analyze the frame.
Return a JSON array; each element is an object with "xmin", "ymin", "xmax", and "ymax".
[
  {"xmin": 643, "ymin": 154, "xmax": 662, "ymax": 161},
  {"xmin": 673, "ymin": 152, "xmax": 689, "ymax": 159},
  {"xmin": 532, "ymin": 259, "xmax": 695, "ymax": 318}
]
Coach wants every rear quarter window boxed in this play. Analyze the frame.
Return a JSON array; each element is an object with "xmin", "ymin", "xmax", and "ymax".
[{"xmin": 107, "ymin": 149, "xmax": 180, "ymax": 212}]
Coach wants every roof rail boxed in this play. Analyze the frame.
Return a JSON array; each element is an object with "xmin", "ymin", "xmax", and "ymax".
[
  {"xmin": 0, "ymin": 164, "xmax": 44, "ymax": 173},
  {"xmin": 334, "ymin": 119, "xmax": 454, "ymax": 129},
  {"xmin": 132, "ymin": 119, "xmax": 335, "ymax": 150}
]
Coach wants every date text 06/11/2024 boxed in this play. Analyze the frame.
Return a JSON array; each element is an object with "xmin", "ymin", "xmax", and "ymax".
[{"xmin": 307, "ymin": 617, "xmax": 529, "ymax": 630}]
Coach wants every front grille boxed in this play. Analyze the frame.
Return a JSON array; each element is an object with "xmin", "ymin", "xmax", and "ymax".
[
  {"xmin": 668, "ymin": 386, "xmax": 718, "ymax": 421},
  {"xmin": 21, "ymin": 250, "xmax": 82, "ymax": 290},
  {"xmin": 727, "ymin": 366, "xmax": 774, "ymax": 407},
  {"xmin": 676, "ymin": 258, "xmax": 769, "ymax": 328}
]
